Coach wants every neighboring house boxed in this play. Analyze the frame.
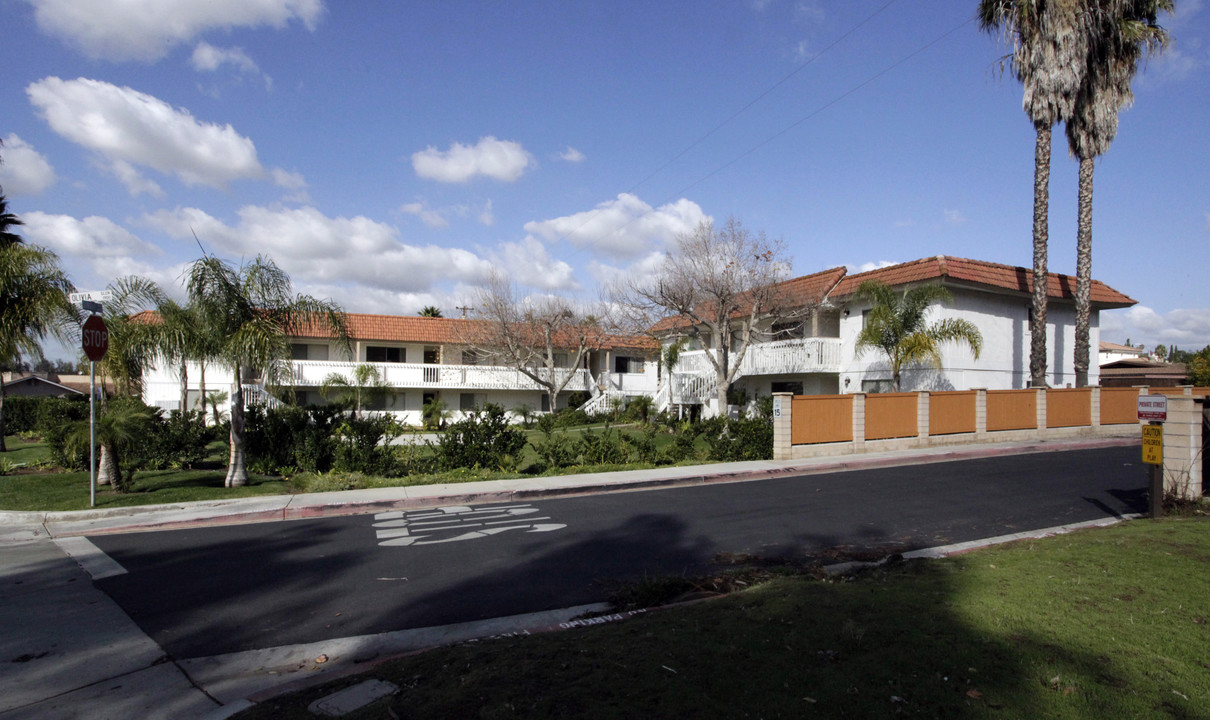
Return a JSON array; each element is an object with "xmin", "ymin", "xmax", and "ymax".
[
  {"xmin": 141, "ymin": 314, "xmax": 656, "ymax": 424},
  {"xmin": 1098, "ymin": 359, "xmax": 1188, "ymax": 388},
  {"xmin": 1098, "ymin": 340, "xmax": 1149, "ymax": 366},
  {"xmin": 0, "ymin": 372, "xmax": 84, "ymax": 398},
  {"xmin": 653, "ymin": 255, "xmax": 1136, "ymax": 413}
]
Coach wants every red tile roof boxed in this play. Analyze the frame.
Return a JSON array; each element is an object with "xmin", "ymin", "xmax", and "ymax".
[
  {"xmin": 828, "ymin": 255, "xmax": 1135, "ymax": 308},
  {"xmin": 649, "ymin": 266, "xmax": 848, "ymax": 333}
]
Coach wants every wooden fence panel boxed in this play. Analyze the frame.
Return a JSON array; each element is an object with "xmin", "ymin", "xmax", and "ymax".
[
  {"xmin": 929, "ymin": 391, "xmax": 976, "ymax": 436},
  {"xmin": 792, "ymin": 394, "xmax": 853, "ymax": 445},
  {"xmin": 866, "ymin": 393, "xmax": 918, "ymax": 440},
  {"xmin": 1100, "ymin": 387, "xmax": 1140, "ymax": 425},
  {"xmin": 1047, "ymin": 388, "xmax": 1091, "ymax": 428},
  {"xmin": 987, "ymin": 389, "xmax": 1037, "ymax": 432}
]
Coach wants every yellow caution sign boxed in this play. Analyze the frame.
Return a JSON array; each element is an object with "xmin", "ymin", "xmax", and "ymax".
[{"xmin": 1142, "ymin": 425, "xmax": 1163, "ymax": 465}]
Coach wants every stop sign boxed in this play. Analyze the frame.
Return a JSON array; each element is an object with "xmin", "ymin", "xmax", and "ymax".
[{"xmin": 82, "ymin": 314, "xmax": 109, "ymax": 362}]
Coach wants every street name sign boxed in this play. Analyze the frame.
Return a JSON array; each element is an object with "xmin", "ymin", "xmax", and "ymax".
[
  {"xmin": 82, "ymin": 314, "xmax": 109, "ymax": 362},
  {"xmin": 69, "ymin": 290, "xmax": 114, "ymax": 304},
  {"xmin": 1141, "ymin": 425, "xmax": 1163, "ymax": 465},
  {"xmin": 1137, "ymin": 395, "xmax": 1168, "ymax": 422}
]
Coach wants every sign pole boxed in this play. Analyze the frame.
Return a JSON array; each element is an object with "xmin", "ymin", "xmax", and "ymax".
[
  {"xmin": 1148, "ymin": 421, "xmax": 1163, "ymax": 519},
  {"xmin": 89, "ymin": 360, "xmax": 96, "ymax": 508}
]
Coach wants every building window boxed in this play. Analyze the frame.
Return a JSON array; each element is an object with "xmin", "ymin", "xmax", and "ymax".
[
  {"xmin": 553, "ymin": 352, "xmax": 569, "ymax": 368},
  {"xmin": 770, "ymin": 381, "xmax": 803, "ymax": 395},
  {"xmin": 460, "ymin": 393, "xmax": 478, "ymax": 411},
  {"xmin": 291, "ymin": 343, "xmax": 308, "ymax": 360},
  {"xmin": 295, "ymin": 390, "xmax": 309, "ymax": 406},
  {"xmin": 861, "ymin": 379, "xmax": 892, "ymax": 394},
  {"xmin": 366, "ymin": 393, "xmax": 395, "ymax": 411},
  {"xmin": 462, "ymin": 349, "xmax": 485, "ymax": 366},
  {"xmin": 614, "ymin": 356, "xmax": 644, "ymax": 373},
  {"xmin": 424, "ymin": 346, "xmax": 440, "ymax": 364},
  {"xmin": 540, "ymin": 394, "xmax": 550, "ymax": 412},
  {"xmin": 367, "ymin": 346, "xmax": 404, "ymax": 363},
  {"xmin": 771, "ymin": 322, "xmax": 803, "ymax": 340}
]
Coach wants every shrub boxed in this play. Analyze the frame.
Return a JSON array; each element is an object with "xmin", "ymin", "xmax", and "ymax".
[
  {"xmin": 623, "ymin": 426, "xmax": 662, "ymax": 464},
  {"xmin": 244, "ymin": 404, "xmax": 341, "ymax": 475},
  {"xmin": 36, "ymin": 396, "xmax": 90, "ymax": 469},
  {"xmin": 534, "ymin": 430, "xmax": 578, "ymax": 469},
  {"xmin": 578, "ymin": 425, "xmax": 629, "ymax": 465},
  {"xmin": 566, "ymin": 391, "xmax": 591, "ymax": 409},
  {"xmin": 142, "ymin": 410, "xmax": 211, "ymax": 470},
  {"xmin": 3, "ymin": 396, "xmax": 40, "ymax": 435},
  {"xmin": 436, "ymin": 404, "xmax": 526, "ymax": 471},
  {"xmin": 704, "ymin": 416, "xmax": 773, "ymax": 462},
  {"xmin": 333, "ymin": 414, "xmax": 403, "ymax": 476}
]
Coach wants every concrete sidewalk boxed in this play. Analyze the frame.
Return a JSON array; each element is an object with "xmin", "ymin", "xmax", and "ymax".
[{"xmin": 0, "ymin": 435, "xmax": 1139, "ymax": 720}]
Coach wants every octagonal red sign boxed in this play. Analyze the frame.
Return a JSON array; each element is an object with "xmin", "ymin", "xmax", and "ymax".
[{"xmin": 82, "ymin": 314, "xmax": 109, "ymax": 362}]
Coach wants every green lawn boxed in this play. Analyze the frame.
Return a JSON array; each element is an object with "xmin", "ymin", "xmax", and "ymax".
[
  {"xmin": 0, "ymin": 437, "xmax": 291, "ymax": 511},
  {"xmin": 236, "ymin": 516, "xmax": 1210, "ymax": 719}
]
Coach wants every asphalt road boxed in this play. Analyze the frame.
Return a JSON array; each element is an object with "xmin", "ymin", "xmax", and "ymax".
[{"xmin": 89, "ymin": 445, "xmax": 1146, "ymax": 659}]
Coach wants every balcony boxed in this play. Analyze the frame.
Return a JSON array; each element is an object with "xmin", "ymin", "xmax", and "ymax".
[
  {"xmin": 596, "ymin": 370, "xmax": 660, "ymax": 395},
  {"xmin": 677, "ymin": 337, "xmax": 843, "ymax": 379},
  {"xmin": 289, "ymin": 360, "xmax": 593, "ymax": 393}
]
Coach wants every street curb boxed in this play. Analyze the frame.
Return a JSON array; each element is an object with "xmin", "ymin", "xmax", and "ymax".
[{"xmin": 1, "ymin": 436, "xmax": 1140, "ymax": 538}]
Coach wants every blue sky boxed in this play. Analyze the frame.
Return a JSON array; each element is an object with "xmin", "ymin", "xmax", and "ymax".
[{"xmin": 2, "ymin": 0, "xmax": 1208, "ymax": 361}]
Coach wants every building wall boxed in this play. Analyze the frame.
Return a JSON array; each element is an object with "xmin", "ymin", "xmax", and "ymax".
[{"xmin": 836, "ymin": 286, "xmax": 1102, "ymax": 392}]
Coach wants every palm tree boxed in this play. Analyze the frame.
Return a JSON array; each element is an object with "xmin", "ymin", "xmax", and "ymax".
[
  {"xmin": 980, "ymin": 0, "xmax": 1093, "ymax": 387},
  {"xmin": 320, "ymin": 364, "xmax": 392, "ymax": 417},
  {"xmin": 1068, "ymin": 0, "xmax": 1170, "ymax": 387},
  {"xmin": 0, "ymin": 211, "xmax": 76, "ymax": 452},
  {"xmin": 853, "ymin": 281, "xmax": 984, "ymax": 392},
  {"xmin": 1, "ymin": 194, "xmax": 24, "ymax": 248},
  {"xmin": 187, "ymin": 254, "xmax": 350, "ymax": 486},
  {"xmin": 419, "ymin": 305, "xmax": 443, "ymax": 317}
]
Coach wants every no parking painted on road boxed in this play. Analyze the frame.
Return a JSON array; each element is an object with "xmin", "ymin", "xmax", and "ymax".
[{"xmin": 372, "ymin": 504, "xmax": 566, "ymax": 547}]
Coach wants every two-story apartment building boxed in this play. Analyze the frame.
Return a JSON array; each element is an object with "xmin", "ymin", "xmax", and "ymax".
[
  {"xmin": 141, "ymin": 314, "xmax": 658, "ymax": 424},
  {"xmin": 653, "ymin": 255, "xmax": 1136, "ymax": 414}
]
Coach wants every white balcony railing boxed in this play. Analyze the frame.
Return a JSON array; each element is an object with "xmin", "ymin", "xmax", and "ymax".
[
  {"xmin": 676, "ymin": 337, "xmax": 843, "ymax": 379},
  {"xmin": 289, "ymin": 360, "xmax": 593, "ymax": 393},
  {"xmin": 595, "ymin": 370, "xmax": 660, "ymax": 395}
]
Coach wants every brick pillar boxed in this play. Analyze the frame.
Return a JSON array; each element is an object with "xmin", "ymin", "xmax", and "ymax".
[
  {"xmin": 918, "ymin": 391, "xmax": 930, "ymax": 439},
  {"xmin": 975, "ymin": 389, "xmax": 988, "ymax": 438},
  {"xmin": 1090, "ymin": 386, "xmax": 1101, "ymax": 429},
  {"xmin": 853, "ymin": 393, "xmax": 866, "ymax": 450},
  {"xmin": 773, "ymin": 392, "xmax": 792, "ymax": 460},
  {"xmin": 1162, "ymin": 396, "xmax": 1204, "ymax": 499},
  {"xmin": 1036, "ymin": 388, "xmax": 1047, "ymax": 433}
]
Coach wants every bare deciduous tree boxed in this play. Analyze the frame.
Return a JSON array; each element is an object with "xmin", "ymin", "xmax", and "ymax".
[
  {"xmin": 469, "ymin": 273, "xmax": 606, "ymax": 413},
  {"xmin": 615, "ymin": 217, "xmax": 805, "ymax": 414}
]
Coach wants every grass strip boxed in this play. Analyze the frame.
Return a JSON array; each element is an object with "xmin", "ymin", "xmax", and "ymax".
[{"xmin": 235, "ymin": 517, "xmax": 1210, "ymax": 719}]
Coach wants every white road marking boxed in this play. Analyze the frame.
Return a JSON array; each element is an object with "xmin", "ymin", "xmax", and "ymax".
[
  {"xmin": 55, "ymin": 536, "xmax": 128, "ymax": 580},
  {"xmin": 372, "ymin": 504, "xmax": 566, "ymax": 547}
]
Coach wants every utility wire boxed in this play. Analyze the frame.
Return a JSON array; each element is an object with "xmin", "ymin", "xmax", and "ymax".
[
  {"xmin": 593, "ymin": 15, "xmax": 977, "ymax": 250},
  {"xmin": 549, "ymin": 0, "xmax": 902, "ymax": 246}
]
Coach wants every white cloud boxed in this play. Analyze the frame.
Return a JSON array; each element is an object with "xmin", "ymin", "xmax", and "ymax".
[
  {"xmin": 28, "ymin": 0, "xmax": 324, "ymax": 62},
  {"xmin": 588, "ymin": 251, "xmax": 667, "ymax": 292},
  {"xmin": 478, "ymin": 199, "xmax": 495, "ymax": 227},
  {"xmin": 0, "ymin": 134, "xmax": 56, "ymax": 195},
  {"xmin": 111, "ymin": 159, "xmax": 164, "ymax": 198},
  {"xmin": 412, "ymin": 137, "xmax": 534, "ymax": 183},
  {"xmin": 944, "ymin": 209, "xmax": 967, "ymax": 225},
  {"xmin": 1100, "ymin": 305, "xmax": 1210, "ymax": 351},
  {"xmin": 492, "ymin": 236, "xmax": 578, "ymax": 292},
  {"xmin": 848, "ymin": 260, "xmax": 898, "ymax": 274},
  {"xmin": 27, "ymin": 77, "xmax": 266, "ymax": 193},
  {"xmin": 191, "ymin": 42, "xmax": 261, "ymax": 74},
  {"xmin": 22, "ymin": 211, "xmax": 161, "ymax": 259},
  {"xmin": 400, "ymin": 201, "xmax": 449, "ymax": 228},
  {"xmin": 523, "ymin": 193, "xmax": 709, "ymax": 261},
  {"xmin": 143, "ymin": 205, "xmax": 496, "ymax": 294},
  {"xmin": 559, "ymin": 146, "xmax": 586, "ymax": 163}
]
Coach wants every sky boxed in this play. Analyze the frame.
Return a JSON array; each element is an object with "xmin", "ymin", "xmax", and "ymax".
[{"xmin": 2, "ymin": 0, "xmax": 1208, "ymax": 363}]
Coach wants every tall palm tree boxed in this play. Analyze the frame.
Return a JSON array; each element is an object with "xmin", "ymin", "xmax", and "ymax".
[
  {"xmin": 1068, "ymin": 0, "xmax": 1170, "ymax": 387},
  {"xmin": 0, "ymin": 206, "xmax": 76, "ymax": 452},
  {"xmin": 980, "ymin": 0, "xmax": 1092, "ymax": 387},
  {"xmin": 853, "ymin": 281, "xmax": 984, "ymax": 392},
  {"xmin": 419, "ymin": 305, "xmax": 443, "ymax": 318},
  {"xmin": 187, "ymin": 254, "xmax": 350, "ymax": 487}
]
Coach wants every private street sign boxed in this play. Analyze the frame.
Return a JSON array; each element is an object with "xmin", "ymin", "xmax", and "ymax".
[{"xmin": 1137, "ymin": 394, "xmax": 1168, "ymax": 422}]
